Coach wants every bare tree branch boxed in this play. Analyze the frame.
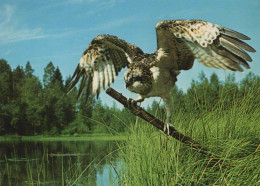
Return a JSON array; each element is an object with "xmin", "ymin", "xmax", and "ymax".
[{"xmin": 106, "ymin": 87, "xmax": 215, "ymax": 157}]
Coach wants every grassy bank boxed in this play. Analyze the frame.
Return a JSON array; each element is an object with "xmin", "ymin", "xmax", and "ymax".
[
  {"xmin": 0, "ymin": 133, "xmax": 128, "ymax": 142},
  {"xmin": 119, "ymin": 95, "xmax": 260, "ymax": 185}
]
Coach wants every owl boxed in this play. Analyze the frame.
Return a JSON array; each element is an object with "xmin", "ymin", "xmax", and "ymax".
[{"xmin": 67, "ymin": 20, "xmax": 255, "ymax": 134}]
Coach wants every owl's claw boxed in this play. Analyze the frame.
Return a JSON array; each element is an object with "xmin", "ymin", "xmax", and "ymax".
[
  {"xmin": 163, "ymin": 123, "xmax": 174, "ymax": 136},
  {"xmin": 127, "ymin": 98, "xmax": 137, "ymax": 108},
  {"xmin": 127, "ymin": 98, "xmax": 141, "ymax": 115},
  {"xmin": 136, "ymin": 101, "xmax": 142, "ymax": 107},
  {"xmin": 127, "ymin": 98, "xmax": 144, "ymax": 107}
]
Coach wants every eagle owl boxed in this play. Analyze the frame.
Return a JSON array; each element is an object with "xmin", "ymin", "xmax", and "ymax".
[{"xmin": 67, "ymin": 20, "xmax": 255, "ymax": 134}]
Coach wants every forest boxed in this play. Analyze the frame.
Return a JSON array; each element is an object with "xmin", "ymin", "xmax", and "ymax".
[{"xmin": 0, "ymin": 59, "xmax": 259, "ymax": 136}]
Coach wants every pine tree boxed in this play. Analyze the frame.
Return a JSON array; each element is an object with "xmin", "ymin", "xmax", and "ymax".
[
  {"xmin": 21, "ymin": 75, "xmax": 43, "ymax": 134},
  {"xmin": 42, "ymin": 62, "xmax": 57, "ymax": 132},
  {"xmin": 52, "ymin": 67, "xmax": 63, "ymax": 89},
  {"xmin": 0, "ymin": 59, "xmax": 13, "ymax": 134},
  {"xmin": 208, "ymin": 72, "xmax": 221, "ymax": 109},
  {"xmin": 0, "ymin": 59, "xmax": 12, "ymax": 104},
  {"xmin": 43, "ymin": 62, "xmax": 55, "ymax": 87},
  {"xmin": 25, "ymin": 61, "xmax": 34, "ymax": 78},
  {"xmin": 12, "ymin": 65, "xmax": 26, "ymax": 101}
]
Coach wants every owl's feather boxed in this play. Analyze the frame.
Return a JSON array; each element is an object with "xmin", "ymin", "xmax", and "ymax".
[
  {"xmin": 155, "ymin": 20, "xmax": 255, "ymax": 72},
  {"xmin": 67, "ymin": 34, "xmax": 144, "ymax": 99},
  {"xmin": 67, "ymin": 20, "xmax": 255, "ymax": 101}
]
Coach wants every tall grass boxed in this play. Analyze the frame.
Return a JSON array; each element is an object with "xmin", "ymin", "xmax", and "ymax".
[
  {"xmin": 1, "ymin": 83, "xmax": 259, "ymax": 185},
  {"xmin": 119, "ymin": 86, "xmax": 260, "ymax": 185}
]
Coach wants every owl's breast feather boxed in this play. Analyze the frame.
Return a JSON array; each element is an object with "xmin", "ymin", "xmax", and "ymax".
[{"xmin": 146, "ymin": 66, "xmax": 176, "ymax": 97}]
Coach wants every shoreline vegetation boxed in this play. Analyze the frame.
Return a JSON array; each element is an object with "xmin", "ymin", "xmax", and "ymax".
[
  {"xmin": 1, "ymin": 59, "xmax": 259, "ymax": 138},
  {"xmin": 1, "ymin": 59, "xmax": 260, "ymax": 185},
  {"xmin": 119, "ymin": 90, "xmax": 260, "ymax": 185},
  {"xmin": 0, "ymin": 133, "xmax": 128, "ymax": 142}
]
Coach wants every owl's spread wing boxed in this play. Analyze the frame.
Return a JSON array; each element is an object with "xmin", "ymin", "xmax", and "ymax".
[
  {"xmin": 156, "ymin": 20, "xmax": 256, "ymax": 71},
  {"xmin": 67, "ymin": 34, "xmax": 143, "ymax": 99}
]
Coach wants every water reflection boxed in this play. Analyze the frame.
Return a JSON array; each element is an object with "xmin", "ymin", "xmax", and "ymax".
[{"xmin": 0, "ymin": 139, "xmax": 122, "ymax": 185}]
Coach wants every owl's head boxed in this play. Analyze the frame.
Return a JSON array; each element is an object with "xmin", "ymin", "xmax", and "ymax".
[{"xmin": 124, "ymin": 64, "xmax": 152, "ymax": 95}]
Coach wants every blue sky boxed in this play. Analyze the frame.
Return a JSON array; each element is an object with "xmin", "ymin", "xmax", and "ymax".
[{"xmin": 0, "ymin": 0, "xmax": 259, "ymax": 108}]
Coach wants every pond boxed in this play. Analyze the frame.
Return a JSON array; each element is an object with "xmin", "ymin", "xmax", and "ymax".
[{"xmin": 0, "ymin": 139, "xmax": 123, "ymax": 185}]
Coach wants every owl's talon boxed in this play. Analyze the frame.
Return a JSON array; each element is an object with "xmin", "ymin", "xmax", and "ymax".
[
  {"xmin": 136, "ymin": 101, "xmax": 142, "ymax": 106},
  {"xmin": 163, "ymin": 123, "xmax": 174, "ymax": 136},
  {"xmin": 127, "ymin": 98, "xmax": 137, "ymax": 108}
]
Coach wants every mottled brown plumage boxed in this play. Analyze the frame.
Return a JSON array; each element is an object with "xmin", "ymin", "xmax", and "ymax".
[{"xmin": 67, "ymin": 19, "xmax": 255, "ymax": 133}]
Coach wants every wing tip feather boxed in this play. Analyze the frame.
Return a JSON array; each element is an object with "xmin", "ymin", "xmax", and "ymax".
[
  {"xmin": 66, "ymin": 65, "xmax": 84, "ymax": 94},
  {"xmin": 222, "ymin": 27, "xmax": 251, "ymax": 40}
]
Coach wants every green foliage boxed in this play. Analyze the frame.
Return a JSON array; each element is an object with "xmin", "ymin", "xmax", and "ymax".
[
  {"xmin": 0, "ymin": 59, "xmax": 134, "ymax": 136},
  {"xmin": 0, "ymin": 59, "xmax": 259, "ymax": 185},
  {"xmin": 120, "ymin": 85, "xmax": 260, "ymax": 185},
  {"xmin": 43, "ymin": 61, "xmax": 55, "ymax": 87},
  {"xmin": 52, "ymin": 67, "xmax": 63, "ymax": 89},
  {"xmin": 0, "ymin": 58, "xmax": 259, "ymax": 138},
  {"xmin": 25, "ymin": 61, "xmax": 34, "ymax": 78},
  {"xmin": 0, "ymin": 59, "xmax": 12, "ymax": 105},
  {"xmin": 91, "ymin": 100, "xmax": 134, "ymax": 134},
  {"xmin": 61, "ymin": 120, "xmax": 90, "ymax": 135}
]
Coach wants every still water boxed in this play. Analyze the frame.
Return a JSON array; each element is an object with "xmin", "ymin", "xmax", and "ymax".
[{"xmin": 0, "ymin": 139, "xmax": 123, "ymax": 185}]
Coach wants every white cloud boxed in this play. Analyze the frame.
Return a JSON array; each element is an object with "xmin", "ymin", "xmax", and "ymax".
[
  {"xmin": 0, "ymin": 1, "xmax": 127, "ymax": 45},
  {"xmin": 0, "ymin": 4, "xmax": 13, "ymax": 26},
  {"xmin": 0, "ymin": 4, "xmax": 47, "ymax": 44},
  {"xmin": 86, "ymin": 0, "xmax": 117, "ymax": 15}
]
